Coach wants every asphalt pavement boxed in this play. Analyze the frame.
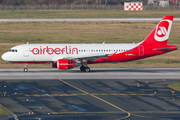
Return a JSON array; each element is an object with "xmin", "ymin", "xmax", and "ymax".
[{"xmin": 0, "ymin": 68, "xmax": 180, "ymax": 120}]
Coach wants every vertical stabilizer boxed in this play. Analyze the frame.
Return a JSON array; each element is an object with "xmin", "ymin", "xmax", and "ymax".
[{"xmin": 141, "ymin": 16, "xmax": 174, "ymax": 45}]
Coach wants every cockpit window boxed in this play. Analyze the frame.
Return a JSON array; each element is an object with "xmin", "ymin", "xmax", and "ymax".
[{"xmin": 8, "ymin": 49, "xmax": 18, "ymax": 52}]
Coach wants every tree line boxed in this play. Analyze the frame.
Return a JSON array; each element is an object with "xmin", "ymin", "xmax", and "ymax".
[{"xmin": 0, "ymin": 0, "xmax": 145, "ymax": 5}]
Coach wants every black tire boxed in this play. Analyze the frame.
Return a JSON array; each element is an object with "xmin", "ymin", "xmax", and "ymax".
[
  {"xmin": 80, "ymin": 66, "xmax": 85, "ymax": 71},
  {"xmin": 85, "ymin": 67, "xmax": 90, "ymax": 72},
  {"xmin": 23, "ymin": 68, "xmax": 28, "ymax": 72}
]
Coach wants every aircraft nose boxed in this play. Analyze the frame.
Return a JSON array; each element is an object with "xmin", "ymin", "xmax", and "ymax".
[{"xmin": 1, "ymin": 52, "xmax": 10, "ymax": 61}]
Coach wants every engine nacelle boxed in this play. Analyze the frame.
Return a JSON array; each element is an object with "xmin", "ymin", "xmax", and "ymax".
[{"xmin": 57, "ymin": 59, "xmax": 74, "ymax": 70}]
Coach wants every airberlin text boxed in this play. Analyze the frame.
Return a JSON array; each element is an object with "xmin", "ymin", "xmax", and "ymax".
[{"xmin": 32, "ymin": 46, "xmax": 78, "ymax": 55}]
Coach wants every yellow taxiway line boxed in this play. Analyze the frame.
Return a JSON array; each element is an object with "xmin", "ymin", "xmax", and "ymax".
[{"xmin": 56, "ymin": 77, "xmax": 131, "ymax": 120}]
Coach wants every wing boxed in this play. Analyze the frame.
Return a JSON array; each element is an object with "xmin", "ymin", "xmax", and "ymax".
[{"xmin": 63, "ymin": 53, "xmax": 111, "ymax": 62}]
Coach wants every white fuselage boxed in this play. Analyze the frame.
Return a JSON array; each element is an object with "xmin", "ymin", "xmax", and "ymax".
[{"xmin": 2, "ymin": 43, "xmax": 139, "ymax": 63}]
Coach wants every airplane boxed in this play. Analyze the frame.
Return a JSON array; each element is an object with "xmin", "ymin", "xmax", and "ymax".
[{"xmin": 1, "ymin": 16, "xmax": 177, "ymax": 72}]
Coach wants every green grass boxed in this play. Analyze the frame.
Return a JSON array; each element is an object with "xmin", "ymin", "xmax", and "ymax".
[
  {"xmin": 0, "ymin": 106, "xmax": 11, "ymax": 115},
  {"xmin": 0, "ymin": 21, "xmax": 180, "ymax": 44},
  {"xmin": 168, "ymin": 83, "xmax": 180, "ymax": 91},
  {"xmin": 0, "ymin": 10, "xmax": 180, "ymax": 18}
]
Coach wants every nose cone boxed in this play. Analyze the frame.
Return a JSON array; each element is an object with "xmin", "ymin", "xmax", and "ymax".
[{"xmin": 1, "ymin": 52, "xmax": 10, "ymax": 61}]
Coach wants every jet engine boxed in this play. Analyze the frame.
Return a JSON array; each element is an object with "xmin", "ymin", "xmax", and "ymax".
[
  {"xmin": 51, "ymin": 59, "xmax": 80, "ymax": 70},
  {"xmin": 57, "ymin": 59, "xmax": 75, "ymax": 70}
]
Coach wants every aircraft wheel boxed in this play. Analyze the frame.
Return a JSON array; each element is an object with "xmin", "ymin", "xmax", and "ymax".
[
  {"xmin": 80, "ymin": 66, "xmax": 85, "ymax": 71},
  {"xmin": 84, "ymin": 67, "xmax": 90, "ymax": 72},
  {"xmin": 23, "ymin": 68, "xmax": 28, "ymax": 72}
]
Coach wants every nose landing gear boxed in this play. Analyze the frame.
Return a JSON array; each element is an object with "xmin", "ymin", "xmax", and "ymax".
[{"xmin": 23, "ymin": 63, "xmax": 28, "ymax": 72}]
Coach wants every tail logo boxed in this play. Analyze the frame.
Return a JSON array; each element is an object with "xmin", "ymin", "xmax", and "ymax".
[
  {"xmin": 154, "ymin": 20, "xmax": 172, "ymax": 42},
  {"xmin": 157, "ymin": 27, "xmax": 167, "ymax": 36}
]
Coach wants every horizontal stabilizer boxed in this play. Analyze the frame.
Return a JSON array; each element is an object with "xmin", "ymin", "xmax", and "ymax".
[{"xmin": 153, "ymin": 47, "xmax": 177, "ymax": 51}]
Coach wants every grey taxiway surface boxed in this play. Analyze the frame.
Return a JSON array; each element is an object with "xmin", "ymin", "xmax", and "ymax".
[
  {"xmin": 0, "ymin": 68, "xmax": 180, "ymax": 120},
  {"xmin": 1, "ymin": 68, "xmax": 180, "ymax": 79}
]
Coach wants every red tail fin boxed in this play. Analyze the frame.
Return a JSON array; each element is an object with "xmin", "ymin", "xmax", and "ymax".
[{"xmin": 141, "ymin": 16, "xmax": 174, "ymax": 45}]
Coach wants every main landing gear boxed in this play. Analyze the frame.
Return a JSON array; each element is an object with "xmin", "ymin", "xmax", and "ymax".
[
  {"xmin": 80, "ymin": 61, "xmax": 90, "ymax": 72},
  {"xmin": 80, "ymin": 65, "xmax": 90, "ymax": 72},
  {"xmin": 23, "ymin": 63, "xmax": 28, "ymax": 72}
]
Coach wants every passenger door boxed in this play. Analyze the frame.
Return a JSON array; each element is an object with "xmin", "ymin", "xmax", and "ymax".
[
  {"xmin": 23, "ymin": 46, "xmax": 29, "ymax": 57},
  {"xmin": 138, "ymin": 45, "xmax": 144, "ymax": 56}
]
